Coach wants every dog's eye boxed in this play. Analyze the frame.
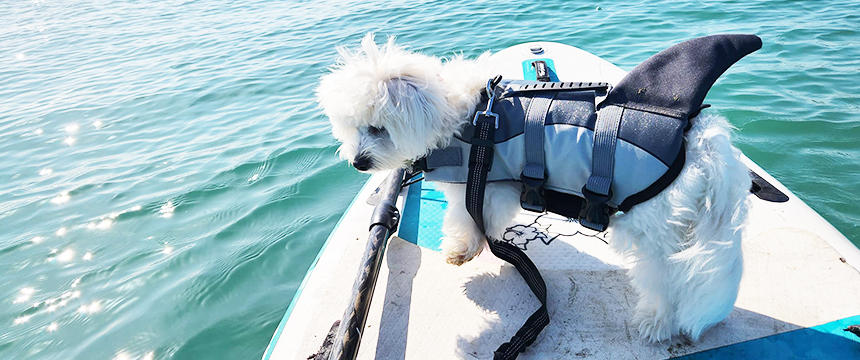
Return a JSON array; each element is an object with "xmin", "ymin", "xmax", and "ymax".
[{"xmin": 368, "ymin": 126, "xmax": 386, "ymax": 136}]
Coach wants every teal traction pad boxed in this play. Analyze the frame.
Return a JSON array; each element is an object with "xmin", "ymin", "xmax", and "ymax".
[
  {"xmin": 676, "ymin": 315, "xmax": 860, "ymax": 359},
  {"xmin": 521, "ymin": 58, "xmax": 559, "ymax": 81},
  {"xmin": 398, "ymin": 179, "xmax": 444, "ymax": 251}
]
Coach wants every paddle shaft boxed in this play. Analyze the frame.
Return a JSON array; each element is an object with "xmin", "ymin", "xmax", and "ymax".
[{"xmin": 328, "ymin": 169, "xmax": 405, "ymax": 360}]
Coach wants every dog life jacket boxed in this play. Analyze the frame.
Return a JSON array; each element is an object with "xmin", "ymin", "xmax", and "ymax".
[{"xmin": 416, "ymin": 34, "xmax": 763, "ymax": 231}]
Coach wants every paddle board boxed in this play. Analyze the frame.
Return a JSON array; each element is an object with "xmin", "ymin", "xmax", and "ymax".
[{"xmin": 263, "ymin": 42, "xmax": 860, "ymax": 360}]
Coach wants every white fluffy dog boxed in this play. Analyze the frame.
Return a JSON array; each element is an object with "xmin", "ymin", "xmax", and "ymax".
[{"xmin": 317, "ymin": 35, "xmax": 750, "ymax": 343}]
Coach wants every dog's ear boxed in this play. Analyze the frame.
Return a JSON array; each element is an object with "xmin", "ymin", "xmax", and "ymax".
[
  {"xmin": 375, "ymin": 76, "xmax": 439, "ymax": 124},
  {"xmin": 372, "ymin": 75, "xmax": 453, "ymax": 144}
]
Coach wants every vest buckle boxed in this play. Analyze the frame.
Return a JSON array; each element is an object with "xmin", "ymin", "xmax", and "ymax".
[
  {"xmin": 580, "ymin": 186, "xmax": 611, "ymax": 232},
  {"xmin": 520, "ymin": 174, "xmax": 546, "ymax": 213}
]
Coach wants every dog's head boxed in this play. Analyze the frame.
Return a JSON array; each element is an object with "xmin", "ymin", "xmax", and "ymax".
[{"xmin": 317, "ymin": 34, "xmax": 476, "ymax": 172}]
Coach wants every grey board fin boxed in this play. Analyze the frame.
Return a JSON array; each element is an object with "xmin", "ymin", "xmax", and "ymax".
[{"xmin": 602, "ymin": 34, "xmax": 762, "ymax": 119}]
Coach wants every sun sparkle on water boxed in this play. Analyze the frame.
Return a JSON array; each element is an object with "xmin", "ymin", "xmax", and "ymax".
[
  {"xmin": 159, "ymin": 201, "xmax": 175, "ymax": 218},
  {"xmin": 13, "ymin": 315, "xmax": 32, "ymax": 325},
  {"xmin": 64, "ymin": 123, "xmax": 79, "ymax": 134},
  {"xmin": 13, "ymin": 287, "xmax": 35, "ymax": 304}
]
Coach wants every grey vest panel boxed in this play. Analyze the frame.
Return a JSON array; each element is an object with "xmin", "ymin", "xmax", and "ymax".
[{"xmin": 423, "ymin": 86, "xmax": 675, "ymax": 208}]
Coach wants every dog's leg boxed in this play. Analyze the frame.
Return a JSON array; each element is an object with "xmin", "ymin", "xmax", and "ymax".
[
  {"xmin": 610, "ymin": 217, "xmax": 680, "ymax": 342},
  {"xmin": 611, "ymin": 113, "xmax": 749, "ymax": 342},
  {"xmin": 668, "ymin": 114, "xmax": 750, "ymax": 341},
  {"xmin": 481, "ymin": 182, "xmax": 523, "ymax": 242},
  {"xmin": 613, "ymin": 190, "xmax": 745, "ymax": 343},
  {"xmin": 438, "ymin": 183, "xmax": 484, "ymax": 265},
  {"xmin": 671, "ymin": 233, "xmax": 744, "ymax": 341},
  {"xmin": 437, "ymin": 182, "xmax": 520, "ymax": 265}
]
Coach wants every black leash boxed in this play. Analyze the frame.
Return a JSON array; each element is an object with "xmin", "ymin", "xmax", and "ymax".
[{"xmin": 466, "ymin": 77, "xmax": 549, "ymax": 359}]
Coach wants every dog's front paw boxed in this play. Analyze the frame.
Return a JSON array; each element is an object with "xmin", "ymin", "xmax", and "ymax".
[
  {"xmin": 635, "ymin": 307, "xmax": 675, "ymax": 343},
  {"xmin": 441, "ymin": 236, "xmax": 482, "ymax": 266}
]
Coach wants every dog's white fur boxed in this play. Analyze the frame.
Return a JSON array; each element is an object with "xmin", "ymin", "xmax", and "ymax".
[{"xmin": 318, "ymin": 34, "xmax": 750, "ymax": 343}]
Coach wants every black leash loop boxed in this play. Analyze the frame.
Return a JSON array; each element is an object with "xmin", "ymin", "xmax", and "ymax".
[
  {"xmin": 488, "ymin": 240, "xmax": 549, "ymax": 360},
  {"xmin": 466, "ymin": 77, "xmax": 549, "ymax": 359}
]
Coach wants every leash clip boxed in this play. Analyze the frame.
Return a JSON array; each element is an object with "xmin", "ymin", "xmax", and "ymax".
[{"xmin": 473, "ymin": 77, "xmax": 502, "ymax": 128}]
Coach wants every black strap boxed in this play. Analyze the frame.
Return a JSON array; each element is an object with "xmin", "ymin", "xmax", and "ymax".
[
  {"xmin": 465, "ymin": 115, "xmax": 495, "ymax": 231},
  {"xmin": 466, "ymin": 95, "xmax": 549, "ymax": 359},
  {"xmin": 532, "ymin": 60, "xmax": 551, "ymax": 82},
  {"xmin": 487, "ymin": 240, "xmax": 548, "ymax": 359}
]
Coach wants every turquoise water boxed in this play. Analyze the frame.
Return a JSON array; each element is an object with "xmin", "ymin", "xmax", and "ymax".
[{"xmin": 1, "ymin": 1, "xmax": 857, "ymax": 359}]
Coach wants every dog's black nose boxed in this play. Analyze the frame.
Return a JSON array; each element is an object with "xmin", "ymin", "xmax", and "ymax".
[{"xmin": 353, "ymin": 154, "xmax": 373, "ymax": 171}]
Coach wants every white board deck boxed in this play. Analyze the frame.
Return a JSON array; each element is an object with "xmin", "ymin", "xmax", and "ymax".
[{"xmin": 263, "ymin": 42, "xmax": 860, "ymax": 360}]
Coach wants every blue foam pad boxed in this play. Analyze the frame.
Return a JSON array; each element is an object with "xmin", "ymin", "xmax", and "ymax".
[{"xmin": 398, "ymin": 180, "xmax": 445, "ymax": 251}]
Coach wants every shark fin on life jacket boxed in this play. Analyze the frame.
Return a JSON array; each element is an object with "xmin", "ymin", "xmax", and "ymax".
[{"xmin": 601, "ymin": 34, "xmax": 762, "ymax": 119}]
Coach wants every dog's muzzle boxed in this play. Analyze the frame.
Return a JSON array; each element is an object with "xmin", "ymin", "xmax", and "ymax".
[{"xmin": 353, "ymin": 154, "xmax": 373, "ymax": 171}]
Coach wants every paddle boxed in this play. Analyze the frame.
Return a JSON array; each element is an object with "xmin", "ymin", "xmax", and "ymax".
[{"xmin": 323, "ymin": 169, "xmax": 406, "ymax": 360}]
